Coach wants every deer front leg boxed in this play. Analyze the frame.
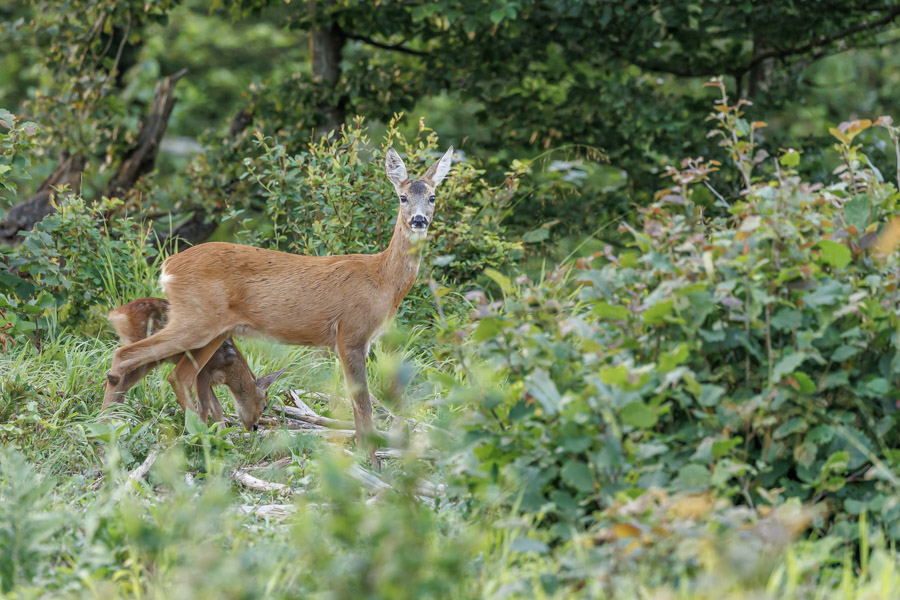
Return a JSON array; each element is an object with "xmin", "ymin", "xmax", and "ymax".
[
  {"xmin": 166, "ymin": 334, "xmax": 228, "ymax": 416},
  {"xmin": 104, "ymin": 324, "xmax": 222, "ymax": 407},
  {"xmin": 337, "ymin": 340, "xmax": 378, "ymax": 466}
]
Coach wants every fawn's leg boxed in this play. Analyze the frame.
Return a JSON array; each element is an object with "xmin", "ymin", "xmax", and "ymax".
[{"xmin": 166, "ymin": 334, "xmax": 228, "ymax": 415}]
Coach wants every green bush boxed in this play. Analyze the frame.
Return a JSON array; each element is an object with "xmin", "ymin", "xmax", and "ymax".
[
  {"xmin": 2, "ymin": 196, "xmax": 166, "ymax": 339},
  {"xmin": 449, "ymin": 84, "xmax": 900, "ymax": 547}
]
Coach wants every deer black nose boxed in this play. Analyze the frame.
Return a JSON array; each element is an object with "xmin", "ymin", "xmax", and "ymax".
[{"xmin": 410, "ymin": 215, "xmax": 428, "ymax": 228}]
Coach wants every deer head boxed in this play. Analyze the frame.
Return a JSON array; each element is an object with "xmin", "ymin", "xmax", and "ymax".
[
  {"xmin": 233, "ymin": 367, "xmax": 286, "ymax": 431},
  {"xmin": 385, "ymin": 146, "xmax": 454, "ymax": 237}
]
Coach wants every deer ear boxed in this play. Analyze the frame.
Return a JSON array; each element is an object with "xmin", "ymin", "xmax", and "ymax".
[
  {"xmin": 424, "ymin": 146, "xmax": 454, "ymax": 187},
  {"xmin": 257, "ymin": 367, "xmax": 286, "ymax": 391},
  {"xmin": 385, "ymin": 148, "xmax": 408, "ymax": 189}
]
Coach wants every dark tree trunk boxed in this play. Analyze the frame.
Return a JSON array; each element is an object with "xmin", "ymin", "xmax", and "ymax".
[
  {"xmin": 0, "ymin": 69, "xmax": 187, "ymax": 244},
  {"xmin": 105, "ymin": 68, "xmax": 187, "ymax": 200},
  {"xmin": 0, "ymin": 152, "xmax": 85, "ymax": 243},
  {"xmin": 309, "ymin": 0, "xmax": 346, "ymax": 137},
  {"xmin": 748, "ymin": 33, "xmax": 772, "ymax": 98}
]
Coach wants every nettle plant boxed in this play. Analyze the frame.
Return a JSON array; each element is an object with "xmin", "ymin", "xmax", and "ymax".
[
  {"xmin": 229, "ymin": 116, "xmax": 523, "ymax": 320},
  {"xmin": 453, "ymin": 82, "xmax": 900, "ymax": 544}
]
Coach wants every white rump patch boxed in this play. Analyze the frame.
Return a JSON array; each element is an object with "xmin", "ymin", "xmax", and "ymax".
[{"xmin": 159, "ymin": 269, "xmax": 173, "ymax": 293}]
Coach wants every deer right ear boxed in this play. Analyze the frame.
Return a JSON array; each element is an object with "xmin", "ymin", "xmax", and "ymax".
[{"xmin": 385, "ymin": 148, "xmax": 408, "ymax": 190}]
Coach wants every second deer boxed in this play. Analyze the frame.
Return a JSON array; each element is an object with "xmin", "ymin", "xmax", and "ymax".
[
  {"xmin": 102, "ymin": 146, "xmax": 453, "ymax": 457},
  {"xmin": 108, "ymin": 297, "xmax": 284, "ymax": 430}
]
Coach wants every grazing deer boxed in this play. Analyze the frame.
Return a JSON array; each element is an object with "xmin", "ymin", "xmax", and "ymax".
[
  {"xmin": 107, "ymin": 297, "xmax": 284, "ymax": 430},
  {"xmin": 102, "ymin": 146, "xmax": 453, "ymax": 455}
]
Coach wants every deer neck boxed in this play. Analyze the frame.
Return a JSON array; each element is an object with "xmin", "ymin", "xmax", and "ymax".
[
  {"xmin": 224, "ymin": 351, "xmax": 257, "ymax": 400},
  {"xmin": 381, "ymin": 216, "xmax": 425, "ymax": 306}
]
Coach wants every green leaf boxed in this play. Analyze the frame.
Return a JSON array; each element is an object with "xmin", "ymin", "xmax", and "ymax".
[
  {"xmin": 697, "ymin": 384, "xmax": 725, "ymax": 407},
  {"xmin": 803, "ymin": 279, "xmax": 843, "ymax": 308},
  {"xmin": 779, "ymin": 150, "xmax": 801, "ymax": 168},
  {"xmin": 792, "ymin": 371, "xmax": 816, "ymax": 395},
  {"xmin": 184, "ymin": 410, "xmax": 206, "ymax": 436},
  {"xmin": 620, "ymin": 402, "xmax": 657, "ymax": 429},
  {"xmin": 521, "ymin": 227, "xmax": 549, "ymax": 243},
  {"xmin": 677, "ymin": 464, "xmax": 710, "ymax": 488},
  {"xmin": 527, "ymin": 368, "xmax": 561, "ymax": 415},
  {"xmin": 831, "ymin": 345, "xmax": 858, "ymax": 362},
  {"xmin": 599, "ymin": 365, "xmax": 628, "ymax": 386},
  {"xmin": 659, "ymin": 343, "xmax": 689, "ymax": 373},
  {"xmin": 473, "ymin": 318, "xmax": 502, "ymax": 341},
  {"xmin": 770, "ymin": 308, "xmax": 800, "ymax": 331},
  {"xmin": 712, "ymin": 437, "xmax": 742, "ymax": 459},
  {"xmin": 484, "ymin": 268, "xmax": 514, "ymax": 295},
  {"xmin": 561, "ymin": 460, "xmax": 595, "ymax": 493},
  {"xmin": 844, "ymin": 195, "xmax": 872, "ymax": 232},
  {"xmin": 433, "ymin": 254, "xmax": 456, "ymax": 267},
  {"xmin": 771, "ymin": 352, "xmax": 808, "ymax": 384},
  {"xmin": 817, "ymin": 240, "xmax": 851, "ymax": 269},
  {"xmin": 643, "ymin": 299, "xmax": 673, "ymax": 325},
  {"xmin": 593, "ymin": 301, "xmax": 630, "ymax": 320}
]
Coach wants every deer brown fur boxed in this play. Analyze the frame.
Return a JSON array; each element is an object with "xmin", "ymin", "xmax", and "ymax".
[
  {"xmin": 107, "ymin": 297, "xmax": 283, "ymax": 430},
  {"xmin": 102, "ymin": 146, "xmax": 454, "ymax": 453}
]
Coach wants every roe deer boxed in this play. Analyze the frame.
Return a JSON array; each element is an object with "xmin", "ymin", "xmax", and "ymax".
[
  {"xmin": 102, "ymin": 146, "xmax": 454, "ymax": 455},
  {"xmin": 107, "ymin": 297, "xmax": 284, "ymax": 430}
]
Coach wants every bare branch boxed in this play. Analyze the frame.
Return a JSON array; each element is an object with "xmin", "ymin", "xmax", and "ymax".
[{"xmin": 345, "ymin": 33, "xmax": 428, "ymax": 57}]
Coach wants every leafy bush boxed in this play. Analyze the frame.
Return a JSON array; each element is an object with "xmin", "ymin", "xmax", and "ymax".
[
  {"xmin": 448, "ymin": 83, "xmax": 900, "ymax": 547},
  {"xmin": 2, "ymin": 196, "xmax": 166, "ymax": 339}
]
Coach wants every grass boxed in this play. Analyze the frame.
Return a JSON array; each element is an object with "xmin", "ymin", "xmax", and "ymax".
[{"xmin": 1, "ymin": 333, "xmax": 899, "ymax": 598}]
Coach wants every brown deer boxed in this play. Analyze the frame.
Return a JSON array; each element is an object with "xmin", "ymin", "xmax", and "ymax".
[
  {"xmin": 107, "ymin": 297, "xmax": 284, "ymax": 430},
  {"xmin": 102, "ymin": 146, "xmax": 453, "ymax": 454}
]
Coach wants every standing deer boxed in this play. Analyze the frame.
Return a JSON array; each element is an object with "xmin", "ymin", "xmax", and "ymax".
[
  {"xmin": 108, "ymin": 297, "xmax": 284, "ymax": 430},
  {"xmin": 102, "ymin": 146, "xmax": 454, "ymax": 454}
]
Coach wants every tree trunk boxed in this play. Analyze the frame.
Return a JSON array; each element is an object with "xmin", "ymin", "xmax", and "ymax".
[
  {"xmin": 0, "ymin": 69, "xmax": 187, "ymax": 244},
  {"xmin": 0, "ymin": 152, "xmax": 85, "ymax": 243},
  {"xmin": 748, "ymin": 33, "xmax": 772, "ymax": 98},
  {"xmin": 105, "ymin": 68, "xmax": 187, "ymax": 200},
  {"xmin": 309, "ymin": 0, "xmax": 346, "ymax": 137}
]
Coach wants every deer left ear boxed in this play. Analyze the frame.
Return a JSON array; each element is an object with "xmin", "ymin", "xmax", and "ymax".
[
  {"xmin": 424, "ymin": 146, "xmax": 454, "ymax": 187},
  {"xmin": 257, "ymin": 367, "xmax": 286, "ymax": 391}
]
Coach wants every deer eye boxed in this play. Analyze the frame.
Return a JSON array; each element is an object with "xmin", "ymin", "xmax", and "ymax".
[
  {"xmin": 400, "ymin": 195, "xmax": 408, "ymax": 203},
  {"xmin": 428, "ymin": 195, "xmax": 436, "ymax": 203}
]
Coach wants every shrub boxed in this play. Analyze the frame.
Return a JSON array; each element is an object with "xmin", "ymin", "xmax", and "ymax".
[
  {"xmin": 2, "ymin": 196, "xmax": 166, "ymax": 340},
  {"xmin": 448, "ymin": 83, "xmax": 900, "ymax": 547}
]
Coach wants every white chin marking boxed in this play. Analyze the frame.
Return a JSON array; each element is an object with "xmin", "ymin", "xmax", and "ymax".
[{"xmin": 409, "ymin": 229, "xmax": 428, "ymax": 242}]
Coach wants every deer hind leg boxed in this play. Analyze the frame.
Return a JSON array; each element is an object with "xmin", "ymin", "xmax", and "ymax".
[
  {"xmin": 166, "ymin": 334, "xmax": 228, "ymax": 416},
  {"xmin": 336, "ymin": 337, "xmax": 378, "ymax": 463},
  {"xmin": 104, "ymin": 322, "xmax": 223, "ymax": 408}
]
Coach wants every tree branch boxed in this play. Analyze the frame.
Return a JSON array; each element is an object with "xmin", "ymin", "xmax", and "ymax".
[
  {"xmin": 746, "ymin": 7, "xmax": 900, "ymax": 72},
  {"xmin": 345, "ymin": 33, "xmax": 428, "ymax": 57}
]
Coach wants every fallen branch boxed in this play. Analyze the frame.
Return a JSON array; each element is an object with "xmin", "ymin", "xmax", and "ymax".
[
  {"xmin": 239, "ymin": 504, "xmax": 297, "ymax": 519},
  {"xmin": 127, "ymin": 449, "xmax": 160, "ymax": 483},
  {"xmin": 230, "ymin": 469, "xmax": 291, "ymax": 494},
  {"xmin": 241, "ymin": 428, "xmax": 357, "ymax": 441},
  {"xmin": 287, "ymin": 391, "xmax": 355, "ymax": 429}
]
